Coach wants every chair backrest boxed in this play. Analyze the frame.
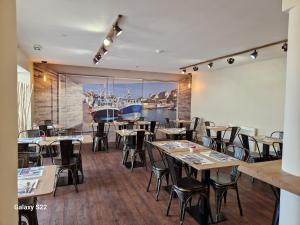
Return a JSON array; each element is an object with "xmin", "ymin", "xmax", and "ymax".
[
  {"xmin": 185, "ymin": 130, "xmax": 194, "ymax": 141},
  {"xmin": 223, "ymin": 127, "xmax": 241, "ymax": 145},
  {"xmin": 238, "ymin": 133, "xmax": 261, "ymax": 157},
  {"xmin": 191, "ymin": 117, "xmax": 200, "ymax": 131},
  {"xmin": 165, "ymin": 154, "xmax": 179, "ymax": 185},
  {"xmin": 39, "ymin": 125, "xmax": 51, "ymax": 136},
  {"xmin": 18, "ymin": 143, "xmax": 29, "ymax": 152},
  {"xmin": 150, "ymin": 121, "xmax": 157, "ymax": 133},
  {"xmin": 96, "ymin": 122, "xmax": 105, "ymax": 137},
  {"xmin": 136, "ymin": 130, "xmax": 145, "ymax": 151},
  {"xmin": 44, "ymin": 120, "xmax": 53, "ymax": 126},
  {"xmin": 60, "ymin": 140, "xmax": 74, "ymax": 165},
  {"xmin": 145, "ymin": 141, "xmax": 165, "ymax": 167},
  {"xmin": 226, "ymin": 145, "xmax": 249, "ymax": 181},
  {"xmin": 204, "ymin": 121, "xmax": 214, "ymax": 137},
  {"xmin": 271, "ymin": 131, "xmax": 284, "ymax": 139},
  {"xmin": 18, "ymin": 153, "xmax": 30, "ymax": 168}
]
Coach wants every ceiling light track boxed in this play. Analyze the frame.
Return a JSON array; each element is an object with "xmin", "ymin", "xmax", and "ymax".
[
  {"xmin": 180, "ymin": 39, "xmax": 288, "ymax": 71},
  {"xmin": 93, "ymin": 14, "xmax": 123, "ymax": 64}
]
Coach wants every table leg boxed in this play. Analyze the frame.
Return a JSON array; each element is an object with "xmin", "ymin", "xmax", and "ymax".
[
  {"xmin": 263, "ymin": 144, "xmax": 270, "ymax": 158},
  {"xmin": 216, "ymin": 131, "xmax": 222, "ymax": 152},
  {"xmin": 271, "ymin": 186, "xmax": 280, "ymax": 225}
]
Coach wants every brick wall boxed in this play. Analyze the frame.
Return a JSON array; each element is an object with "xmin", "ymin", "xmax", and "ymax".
[
  {"xmin": 177, "ymin": 74, "xmax": 192, "ymax": 120},
  {"xmin": 33, "ymin": 67, "xmax": 83, "ymax": 128}
]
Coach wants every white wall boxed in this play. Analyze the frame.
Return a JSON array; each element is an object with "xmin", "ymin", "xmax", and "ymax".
[{"xmin": 191, "ymin": 57, "xmax": 286, "ymax": 135}]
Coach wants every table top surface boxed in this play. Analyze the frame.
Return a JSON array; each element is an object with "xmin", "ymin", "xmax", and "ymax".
[
  {"xmin": 205, "ymin": 126, "xmax": 229, "ymax": 132},
  {"xmin": 253, "ymin": 135, "xmax": 283, "ymax": 145},
  {"xmin": 32, "ymin": 124, "xmax": 64, "ymax": 130},
  {"xmin": 18, "ymin": 165, "xmax": 57, "ymax": 199},
  {"xmin": 171, "ymin": 120, "xmax": 192, "ymax": 124},
  {"xmin": 152, "ymin": 140, "xmax": 245, "ymax": 171},
  {"xmin": 238, "ymin": 160, "xmax": 300, "ymax": 196},
  {"xmin": 18, "ymin": 134, "xmax": 93, "ymax": 145},
  {"xmin": 158, "ymin": 128, "xmax": 186, "ymax": 135},
  {"xmin": 115, "ymin": 129, "xmax": 152, "ymax": 137}
]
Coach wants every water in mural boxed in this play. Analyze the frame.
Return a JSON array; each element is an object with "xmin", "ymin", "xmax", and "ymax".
[{"xmin": 82, "ymin": 80, "xmax": 177, "ymax": 124}]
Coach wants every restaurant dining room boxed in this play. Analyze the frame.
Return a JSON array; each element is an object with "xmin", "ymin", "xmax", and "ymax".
[{"xmin": 1, "ymin": 0, "xmax": 300, "ymax": 225}]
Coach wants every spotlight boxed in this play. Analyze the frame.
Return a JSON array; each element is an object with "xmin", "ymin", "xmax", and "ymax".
[
  {"xmin": 227, "ymin": 58, "xmax": 235, "ymax": 64},
  {"xmin": 113, "ymin": 23, "xmax": 123, "ymax": 37},
  {"xmin": 282, "ymin": 42, "xmax": 288, "ymax": 52},
  {"xmin": 250, "ymin": 50, "xmax": 258, "ymax": 59},
  {"xmin": 208, "ymin": 62, "xmax": 213, "ymax": 68},
  {"xmin": 102, "ymin": 46, "xmax": 108, "ymax": 55},
  {"xmin": 181, "ymin": 69, "xmax": 186, "ymax": 74},
  {"xmin": 104, "ymin": 37, "xmax": 113, "ymax": 46},
  {"xmin": 193, "ymin": 66, "xmax": 198, "ymax": 71}
]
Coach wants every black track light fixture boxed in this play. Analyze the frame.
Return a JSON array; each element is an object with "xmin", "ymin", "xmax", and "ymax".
[
  {"xmin": 282, "ymin": 42, "xmax": 288, "ymax": 52},
  {"xmin": 93, "ymin": 57, "xmax": 99, "ymax": 64},
  {"xmin": 102, "ymin": 46, "xmax": 108, "ymax": 55},
  {"xmin": 250, "ymin": 50, "xmax": 258, "ymax": 59},
  {"xmin": 208, "ymin": 62, "xmax": 213, "ymax": 68},
  {"xmin": 113, "ymin": 23, "xmax": 123, "ymax": 37},
  {"xmin": 227, "ymin": 58, "xmax": 235, "ymax": 64},
  {"xmin": 181, "ymin": 69, "xmax": 186, "ymax": 74},
  {"xmin": 193, "ymin": 66, "xmax": 198, "ymax": 71}
]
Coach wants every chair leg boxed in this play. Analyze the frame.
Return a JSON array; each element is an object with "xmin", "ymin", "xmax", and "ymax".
[
  {"xmin": 165, "ymin": 173, "xmax": 169, "ymax": 186},
  {"xmin": 70, "ymin": 168, "xmax": 78, "ymax": 192},
  {"xmin": 224, "ymin": 190, "xmax": 227, "ymax": 204},
  {"xmin": 179, "ymin": 199, "xmax": 187, "ymax": 225},
  {"xmin": 156, "ymin": 177, "xmax": 162, "ymax": 201},
  {"xmin": 235, "ymin": 186, "xmax": 243, "ymax": 216},
  {"xmin": 166, "ymin": 190, "xmax": 174, "ymax": 216},
  {"xmin": 130, "ymin": 154, "xmax": 135, "ymax": 172},
  {"xmin": 53, "ymin": 169, "xmax": 63, "ymax": 197},
  {"xmin": 146, "ymin": 171, "xmax": 153, "ymax": 192}
]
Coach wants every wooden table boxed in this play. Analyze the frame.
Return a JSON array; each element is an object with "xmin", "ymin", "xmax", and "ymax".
[
  {"xmin": 158, "ymin": 128, "xmax": 186, "ymax": 136},
  {"xmin": 205, "ymin": 126, "xmax": 229, "ymax": 151},
  {"xmin": 253, "ymin": 135, "xmax": 283, "ymax": 157},
  {"xmin": 18, "ymin": 134, "xmax": 93, "ymax": 146},
  {"xmin": 18, "ymin": 165, "xmax": 57, "ymax": 225},
  {"xmin": 238, "ymin": 160, "xmax": 300, "ymax": 225},
  {"xmin": 152, "ymin": 140, "xmax": 244, "ymax": 224},
  {"xmin": 171, "ymin": 120, "xmax": 192, "ymax": 128},
  {"xmin": 116, "ymin": 129, "xmax": 151, "ymax": 169}
]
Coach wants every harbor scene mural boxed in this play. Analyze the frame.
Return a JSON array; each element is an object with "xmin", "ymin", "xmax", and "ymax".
[{"xmin": 82, "ymin": 79, "xmax": 177, "ymax": 126}]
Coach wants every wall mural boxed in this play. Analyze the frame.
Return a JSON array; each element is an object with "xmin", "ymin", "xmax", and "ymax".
[{"xmin": 82, "ymin": 78, "xmax": 177, "ymax": 127}]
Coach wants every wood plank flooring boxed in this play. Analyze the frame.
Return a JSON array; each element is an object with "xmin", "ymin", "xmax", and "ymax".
[{"xmin": 38, "ymin": 144, "xmax": 275, "ymax": 225}]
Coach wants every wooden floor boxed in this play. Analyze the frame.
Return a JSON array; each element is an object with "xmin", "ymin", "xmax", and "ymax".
[{"xmin": 38, "ymin": 144, "xmax": 275, "ymax": 225}]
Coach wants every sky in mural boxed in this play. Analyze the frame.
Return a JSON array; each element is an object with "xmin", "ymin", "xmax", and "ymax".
[{"xmin": 83, "ymin": 82, "xmax": 177, "ymax": 98}]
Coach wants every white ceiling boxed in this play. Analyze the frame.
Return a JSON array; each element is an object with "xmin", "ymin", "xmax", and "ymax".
[{"xmin": 17, "ymin": 0, "xmax": 288, "ymax": 74}]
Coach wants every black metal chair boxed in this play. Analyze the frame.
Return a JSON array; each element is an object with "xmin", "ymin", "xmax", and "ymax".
[
  {"xmin": 209, "ymin": 145, "xmax": 249, "ymax": 221},
  {"xmin": 18, "ymin": 143, "xmax": 42, "ymax": 167},
  {"xmin": 165, "ymin": 154, "xmax": 212, "ymax": 225},
  {"xmin": 39, "ymin": 124, "xmax": 52, "ymax": 137},
  {"xmin": 145, "ymin": 141, "xmax": 169, "ymax": 201},
  {"xmin": 147, "ymin": 121, "xmax": 157, "ymax": 141},
  {"xmin": 50, "ymin": 139, "xmax": 82, "ymax": 196},
  {"xmin": 214, "ymin": 126, "xmax": 241, "ymax": 152},
  {"xmin": 204, "ymin": 121, "xmax": 215, "ymax": 138},
  {"xmin": 270, "ymin": 131, "xmax": 283, "ymax": 158},
  {"xmin": 92, "ymin": 122, "xmax": 109, "ymax": 152},
  {"xmin": 122, "ymin": 130, "xmax": 146, "ymax": 171},
  {"xmin": 190, "ymin": 117, "xmax": 200, "ymax": 131},
  {"xmin": 238, "ymin": 133, "xmax": 263, "ymax": 162}
]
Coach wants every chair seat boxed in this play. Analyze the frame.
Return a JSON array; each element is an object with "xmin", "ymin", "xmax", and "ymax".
[
  {"xmin": 53, "ymin": 157, "xmax": 78, "ymax": 166},
  {"xmin": 210, "ymin": 174, "xmax": 235, "ymax": 187},
  {"xmin": 175, "ymin": 177, "xmax": 206, "ymax": 192}
]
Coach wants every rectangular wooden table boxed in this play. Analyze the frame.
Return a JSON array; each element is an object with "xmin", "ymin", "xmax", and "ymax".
[
  {"xmin": 18, "ymin": 165, "xmax": 57, "ymax": 225},
  {"xmin": 238, "ymin": 160, "xmax": 300, "ymax": 225},
  {"xmin": 152, "ymin": 140, "xmax": 245, "ymax": 224},
  {"xmin": 205, "ymin": 126, "xmax": 230, "ymax": 151},
  {"xmin": 252, "ymin": 135, "xmax": 283, "ymax": 157},
  {"xmin": 18, "ymin": 134, "xmax": 93, "ymax": 146}
]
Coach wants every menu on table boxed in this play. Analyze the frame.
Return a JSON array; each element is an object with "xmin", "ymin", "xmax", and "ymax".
[
  {"xmin": 18, "ymin": 166, "xmax": 44, "ymax": 196},
  {"xmin": 178, "ymin": 153, "xmax": 213, "ymax": 165},
  {"xmin": 57, "ymin": 135, "xmax": 83, "ymax": 141},
  {"xmin": 18, "ymin": 166, "xmax": 44, "ymax": 178},
  {"xmin": 18, "ymin": 179, "xmax": 39, "ymax": 195},
  {"xmin": 158, "ymin": 141, "xmax": 199, "ymax": 149},
  {"xmin": 202, "ymin": 151, "xmax": 237, "ymax": 162},
  {"xmin": 18, "ymin": 137, "xmax": 41, "ymax": 144}
]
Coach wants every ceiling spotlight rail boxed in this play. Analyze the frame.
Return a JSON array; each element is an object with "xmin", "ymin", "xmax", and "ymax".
[
  {"xmin": 93, "ymin": 14, "xmax": 123, "ymax": 64},
  {"xmin": 179, "ymin": 39, "xmax": 288, "ymax": 71}
]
